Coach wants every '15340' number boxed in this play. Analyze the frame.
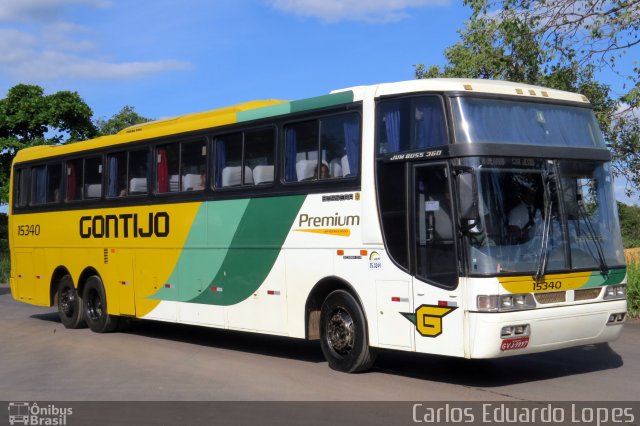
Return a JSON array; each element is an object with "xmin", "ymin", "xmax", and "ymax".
[
  {"xmin": 17, "ymin": 224, "xmax": 40, "ymax": 236},
  {"xmin": 533, "ymin": 281, "xmax": 562, "ymax": 291}
]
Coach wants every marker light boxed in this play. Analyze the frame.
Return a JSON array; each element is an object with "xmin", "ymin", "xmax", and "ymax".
[
  {"xmin": 603, "ymin": 285, "xmax": 626, "ymax": 300},
  {"xmin": 477, "ymin": 294, "xmax": 536, "ymax": 312}
]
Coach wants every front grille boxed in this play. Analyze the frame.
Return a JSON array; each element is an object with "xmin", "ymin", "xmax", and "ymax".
[
  {"xmin": 535, "ymin": 291, "xmax": 566, "ymax": 304},
  {"xmin": 575, "ymin": 288, "xmax": 602, "ymax": 301}
]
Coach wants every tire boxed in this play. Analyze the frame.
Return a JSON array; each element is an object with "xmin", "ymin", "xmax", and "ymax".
[
  {"xmin": 57, "ymin": 274, "xmax": 86, "ymax": 329},
  {"xmin": 83, "ymin": 275, "xmax": 120, "ymax": 333},
  {"xmin": 319, "ymin": 290, "xmax": 376, "ymax": 373}
]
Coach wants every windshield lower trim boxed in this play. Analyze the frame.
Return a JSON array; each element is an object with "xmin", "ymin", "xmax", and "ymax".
[
  {"xmin": 467, "ymin": 264, "xmax": 626, "ymax": 279},
  {"xmin": 449, "ymin": 144, "xmax": 610, "ymax": 161}
]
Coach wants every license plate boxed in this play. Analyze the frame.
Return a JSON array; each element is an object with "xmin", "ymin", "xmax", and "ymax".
[{"xmin": 500, "ymin": 337, "xmax": 530, "ymax": 351}]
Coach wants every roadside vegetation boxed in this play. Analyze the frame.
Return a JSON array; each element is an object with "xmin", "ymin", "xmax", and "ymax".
[
  {"xmin": 626, "ymin": 249, "xmax": 640, "ymax": 318},
  {"xmin": 0, "ymin": 214, "xmax": 7, "ymax": 284}
]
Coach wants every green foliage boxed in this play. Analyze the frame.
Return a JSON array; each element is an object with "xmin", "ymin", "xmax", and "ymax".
[
  {"xmin": 415, "ymin": 0, "xmax": 640, "ymax": 197},
  {"xmin": 627, "ymin": 260, "xmax": 640, "ymax": 318},
  {"xmin": 95, "ymin": 105, "xmax": 152, "ymax": 136},
  {"xmin": 618, "ymin": 202, "xmax": 640, "ymax": 248},
  {"xmin": 0, "ymin": 84, "xmax": 97, "ymax": 204},
  {"xmin": 0, "ymin": 214, "xmax": 7, "ymax": 284}
]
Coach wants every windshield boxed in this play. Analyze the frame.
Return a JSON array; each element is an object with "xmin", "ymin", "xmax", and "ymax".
[
  {"xmin": 464, "ymin": 158, "xmax": 624, "ymax": 275},
  {"xmin": 452, "ymin": 97, "xmax": 606, "ymax": 148}
]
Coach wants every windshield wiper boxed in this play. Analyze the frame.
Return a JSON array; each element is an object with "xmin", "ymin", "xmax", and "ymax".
[
  {"xmin": 534, "ymin": 193, "xmax": 553, "ymax": 281},
  {"xmin": 577, "ymin": 203, "xmax": 609, "ymax": 276},
  {"xmin": 533, "ymin": 167, "xmax": 556, "ymax": 282}
]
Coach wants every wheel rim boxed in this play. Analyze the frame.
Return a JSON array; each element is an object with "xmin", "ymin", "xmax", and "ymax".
[
  {"xmin": 86, "ymin": 288, "xmax": 103, "ymax": 322},
  {"xmin": 59, "ymin": 287, "xmax": 76, "ymax": 318},
  {"xmin": 326, "ymin": 307, "xmax": 355, "ymax": 355}
]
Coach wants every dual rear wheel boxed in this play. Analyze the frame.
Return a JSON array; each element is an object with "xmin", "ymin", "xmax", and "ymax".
[
  {"xmin": 57, "ymin": 274, "xmax": 119, "ymax": 333},
  {"xmin": 319, "ymin": 290, "xmax": 376, "ymax": 373}
]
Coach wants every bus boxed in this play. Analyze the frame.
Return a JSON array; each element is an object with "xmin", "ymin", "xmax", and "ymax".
[{"xmin": 8, "ymin": 79, "xmax": 627, "ymax": 373}]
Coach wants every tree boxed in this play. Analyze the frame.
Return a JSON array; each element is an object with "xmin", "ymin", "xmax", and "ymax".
[
  {"xmin": 618, "ymin": 202, "xmax": 640, "ymax": 248},
  {"xmin": 95, "ymin": 105, "xmax": 152, "ymax": 136},
  {"xmin": 0, "ymin": 84, "xmax": 97, "ymax": 204},
  {"xmin": 415, "ymin": 0, "xmax": 640, "ymax": 196}
]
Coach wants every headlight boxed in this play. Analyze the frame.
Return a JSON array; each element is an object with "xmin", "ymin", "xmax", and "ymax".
[
  {"xmin": 477, "ymin": 295, "xmax": 498, "ymax": 312},
  {"xmin": 603, "ymin": 284, "xmax": 626, "ymax": 300},
  {"xmin": 477, "ymin": 294, "xmax": 536, "ymax": 312}
]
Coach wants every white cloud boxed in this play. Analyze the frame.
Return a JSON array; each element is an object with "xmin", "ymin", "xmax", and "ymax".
[
  {"xmin": 270, "ymin": 0, "xmax": 450, "ymax": 23},
  {"xmin": 0, "ymin": 1, "xmax": 192, "ymax": 81},
  {"xmin": 0, "ymin": 37, "xmax": 192, "ymax": 81},
  {"xmin": 0, "ymin": 0, "xmax": 111, "ymax": 23}
]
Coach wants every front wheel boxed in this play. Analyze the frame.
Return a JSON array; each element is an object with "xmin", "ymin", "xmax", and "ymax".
[
  {"xmin": 57, "ymin": 275, "xmax": 86, "ymax": 329},
  {"xmin": 83, "ymin": 275, "xmax": 120, "ymax": 333},
  {"xmin": 319, "ymin": 290, "xmax": 376, "ymax": 373}
]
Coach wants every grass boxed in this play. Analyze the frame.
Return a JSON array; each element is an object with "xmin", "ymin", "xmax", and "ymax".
[
  {"xmin": 0, "ymin": 249, "xmax": 8, "ymax": 285},
  {"xmin": 626, "ymin": 258, "xmax": 640, "ymax": 319}
]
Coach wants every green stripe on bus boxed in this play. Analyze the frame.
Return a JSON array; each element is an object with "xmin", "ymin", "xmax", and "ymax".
[
  {"xmin": 188, "ymin": 194, "xmax": 305, "ymax": 306},
  {"xmin": 236, "ymin": 102, "xmax": 292, "ymax": 123},
  {"xmin": 290, "ymin": 91, "xmax": 354, "ymax": 113},
  {"xmin": 582, "ymin": 267, "xmax": 626, "ymax": 288},
  {"xmin": 149, "ymin": 199, "xmax": 250, "ymax": 302}
]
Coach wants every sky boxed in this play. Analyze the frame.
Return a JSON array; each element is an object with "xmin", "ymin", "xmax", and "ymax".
[{"xmin": 0, "ymin": 0, "xmax": 637, "ymax": 211}]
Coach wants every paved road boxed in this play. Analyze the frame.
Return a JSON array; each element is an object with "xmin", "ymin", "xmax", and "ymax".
[{"xmin": 1, "ymin": 283, "xmax": 639, "ymax": 402}]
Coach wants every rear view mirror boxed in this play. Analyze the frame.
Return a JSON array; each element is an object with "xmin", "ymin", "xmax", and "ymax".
[{"xmin": 457, "ymin": 172, "xmax": 478, "ymax": 221}]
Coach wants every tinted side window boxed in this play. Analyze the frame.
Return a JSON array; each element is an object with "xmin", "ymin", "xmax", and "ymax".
[
  {"xmin": 377, "ymin": 96, "xmax": 447, "ymax": 155},
  {"xmin": 106, "ymin": 151, "xmax": 127, "ymax": 197},
  {"xmin": 14, "ymin": 168, "xmax": 31, "ymax": 208},
  {"xmin": 31, "ymin": 166, "xmax": 47, "ymax": 205},
  {"xmin": 284, "ymin": 112, "xmax": 360, "ymax": 182},
  {"xmin": 66, "ymin": 159, "xmax": 83, "ymax": 201},
  {"xmin": 128, "ymin": 149, "xmax": 149, "ymax": 195},
  {"xmin": 214, "ymin": 130, "xmax": 274, "ymax": 188},
  {"xmin": 84, "ymin": 157, "xmax": 102, "ymax": 199},
  {"xmin": 245, "ymin": 129, "xmax": 274, "ymax": 186},
  {"xmin": 181, "ymin": 140, "xmax": 206, "ymax": 191},
  {"xmin": 156, "ymin": 143, "xmax": 179, "ymax": 193}
]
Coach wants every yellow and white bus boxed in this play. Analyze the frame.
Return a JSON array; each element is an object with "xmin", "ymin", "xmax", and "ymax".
[{"xmin": 9, "ymin": 79, "xmax": 627, "ymax": 372}]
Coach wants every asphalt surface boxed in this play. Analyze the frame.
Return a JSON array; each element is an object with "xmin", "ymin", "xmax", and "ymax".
[{"xmin": 1, "ymin": 283, "xmax": 639, "ymax": 402}]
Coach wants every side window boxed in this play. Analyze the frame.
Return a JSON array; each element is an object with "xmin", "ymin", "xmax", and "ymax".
[
  {"xmin": 215, "ymin": 133, "xmax": 243, "ymax": 188},
  {"xmin": 31, "ymin": 164, "xmax": 62, "ymax": 206},
  {"xmin": 284, "ymin": 121, "xmax": 317, "ymax": 182},
  {"xmin": 156, "ymin": 143, "xmax": 179, "ymax": 193},
  {"xmin": 321, "ymin": 113, "xmax": 360, "ymax": 178},
  {"xmin": 46, "ymin": 164, "xmax": 62, "ymax": 203},
  {"xmin": 214, "ymin": 130, "xmax": 274, "ymax": 188},
  {"xmin": 414, "ymin": 165, "xmax": 457, "ymax": 287},
  {"xmin": 128, "ymin": 149, "xmax": 149, "ymax": 195},
  {"xmin": 181, "ymin": 141, "xmax": 206, "ymax": 191},
  {"xmin": 84, "ymin": 156, "xmax": 102, "ymax": 199},
  {"xmin": 245, "ymin": 129, "xmax": 274, "ymax": 185},
  {"xmin": 65, "ymin": 159, "xmax": 83, "ymax": 202},
  {"xmin": 14, "ymin": 168, "xmax": 31, "ymax": 208},
  {"xmin": 284, "ymin": 112, "xmax": 360, "ymax": 182},
  {"xmin": 30, "ymin": 166, "xmax": 47, "ymax": 205},
  {"xmin": 106, "ymin": 152, "xmax": 127, "ymax": 197},
  {"xmin": 377, "ymin": 96, "xmax": 447, "ymax": 155}
]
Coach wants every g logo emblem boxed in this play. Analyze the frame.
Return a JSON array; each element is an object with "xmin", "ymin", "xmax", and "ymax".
[{"xmin": 402, "ymin": 305, "xmax": 457, "ymax": 337}]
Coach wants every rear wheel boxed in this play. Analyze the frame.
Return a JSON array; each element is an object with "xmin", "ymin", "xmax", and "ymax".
[
  {"xmin": 57, "ymin": 275, "xmax": 86, "ymax": 329},
  {"xmin": 83, "ymin": 275, "xmax": 120, "ymax": 333},
  {"xmin": 319, "ymin": 290, "xmax": 376, "ymax": 373}
]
